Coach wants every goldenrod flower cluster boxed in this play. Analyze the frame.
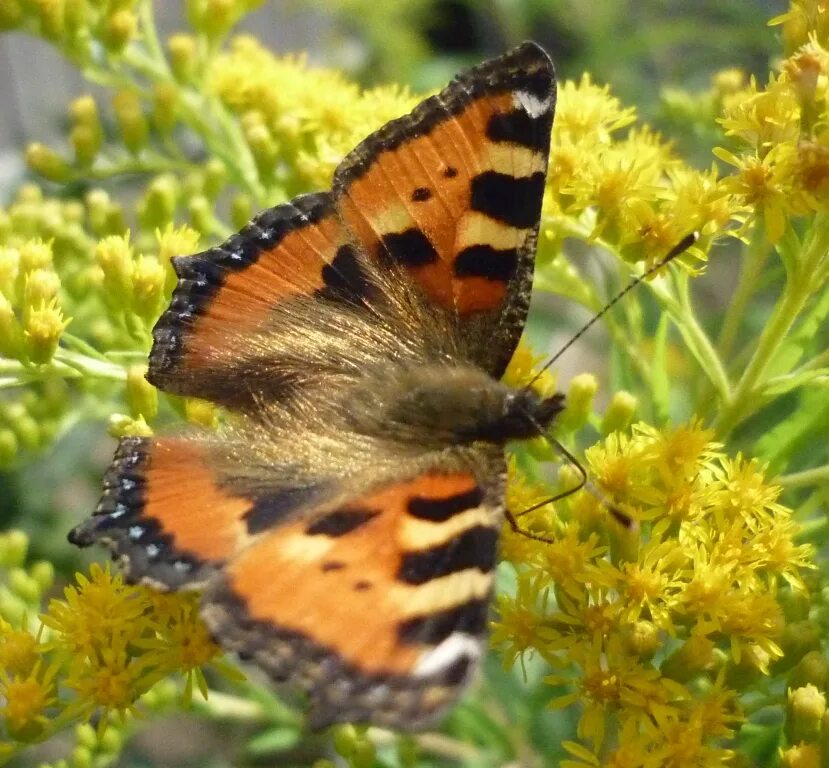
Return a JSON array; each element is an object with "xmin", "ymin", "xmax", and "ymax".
[
  {"xmin": 497, "ymin": 422, "xmax": 815, "ymax": 765},
  {"xmin": 0, "ymin": 0, "xmax": 827, "ymax": 766},
  {"xmin": 0, "ymin": 530, "xmax": 233, "ymax": 765}
]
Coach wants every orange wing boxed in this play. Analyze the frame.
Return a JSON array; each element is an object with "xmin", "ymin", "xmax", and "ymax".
[
  {"xmin": 148, "ymin": 192, "xmax": 373, "ymax": 408},
  {"xmin": 69, "ymin": 436, "xmax": 323, "ymax": 589},
  {"xmin": 201, "ymin": 466, "xmax": 503, "ymax": 730},
  {"xmin": 334, "ymin": 41, "xmax": 555, "ymax": 377}
]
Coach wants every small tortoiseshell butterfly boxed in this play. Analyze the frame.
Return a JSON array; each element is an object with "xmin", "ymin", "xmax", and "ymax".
[{"xmin": 70, "ymin": 42, "xmax": 558, "ymax": 729}]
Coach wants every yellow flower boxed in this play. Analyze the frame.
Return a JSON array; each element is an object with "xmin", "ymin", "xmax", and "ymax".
[
  {"xmin": 0, "ymin": 661, "xmax": 57, "ymax": 741},
  {"xmin": 719, "ymin": 74, "xmax": 801, "ymax": 151},
  {"xmin": 41, "ymin": 563, "xmax": 152, "ymax": 657},
  {"xmin": 715, "ymin": 142, "xmax": 805, "ymax": 242},
  {"xmin": 502, "ymin": 341, "xmax": 557, "ymax": 399},
  {"xmin": 0, "ymin": 619, "xmax": 41, "ymax": 677},
  {"xmin": 63, "ymin": 633, "xmax": 148, "ymax": 720},
  {"xmin": 555, "ymin": 74, "xmax": 637, "ymax": 145}
]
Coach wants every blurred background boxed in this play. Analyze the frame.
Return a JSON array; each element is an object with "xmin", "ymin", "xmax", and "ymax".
[{"xmin": 0, "ymin": 0, "xmax": 785, "ymax": 189}]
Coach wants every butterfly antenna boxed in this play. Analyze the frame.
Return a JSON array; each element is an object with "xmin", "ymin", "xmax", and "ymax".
[
  {"xmin": 518, "ymin": 431, "xmax": 635, "ymax": 529},
  {"xmin": 528, "ymin": 232, "xmax": 699, "ymax": 388}
]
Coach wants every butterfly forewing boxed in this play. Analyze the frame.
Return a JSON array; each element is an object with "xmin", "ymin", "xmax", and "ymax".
[
  {"xmin": 334, "ymin": 41, "xmax": 555, "ymax": 377},
  {"xmin": 148, "ymin": 193, "xmax": 373, "ymax": 408}
]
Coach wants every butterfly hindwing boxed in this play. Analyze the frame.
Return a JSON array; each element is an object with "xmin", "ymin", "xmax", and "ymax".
[
  {"xmin": 333, "ymin": 41, "xmax": 555, "ymax": 377},
  {"xmin": 69, "ymin": 436, "xmax": 259, "ymax": 589},
  {"xmin": 201, "ymin": 460, "xmax": 505, "ymax": 730}
]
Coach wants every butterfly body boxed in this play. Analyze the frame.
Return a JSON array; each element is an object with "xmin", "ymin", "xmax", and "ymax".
[{"xmin": 71, "ymin": 42, "xmax": 557, "ymax": 729}]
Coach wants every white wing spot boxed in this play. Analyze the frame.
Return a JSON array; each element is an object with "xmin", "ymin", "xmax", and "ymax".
[
  {"xmin": 128, "ymin": 525, "xmax": 144, "ymax": 540},
  {"xmin": 146, "ymin": 543, "xmax": 160, "ymax": 558},
  {"xmin": 514, "ymin": 90, "xmax": 552, "ymax": 119},
  {"xmin": 414, "ymin": 632, "xmax": 481, "ymax": 678},
  {"xmin": 173, "ymin": 560, "xmax": 191, "ymax": 572},
  {"xmin": 110, "ymin": 504, "xmax": 127, "ymax": 519}
]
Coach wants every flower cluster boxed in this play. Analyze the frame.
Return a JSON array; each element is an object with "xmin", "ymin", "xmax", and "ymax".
[
  {"xmin": 0, "ymin": 529, "xmax": 235, "ymax": 765},
  {"xmin": 496, "ymin": 422, "xmax": 815, "ymax": 765}
]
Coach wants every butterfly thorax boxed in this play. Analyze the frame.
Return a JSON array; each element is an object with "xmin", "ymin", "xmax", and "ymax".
[{"xmin": 348, "ymin": 363, "xmax": 565, "ymax": 447}]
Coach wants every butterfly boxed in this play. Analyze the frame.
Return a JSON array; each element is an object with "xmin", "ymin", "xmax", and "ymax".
[{"xmin": 69, "ymin": 41, "xmax": 558, "ymax": 730}]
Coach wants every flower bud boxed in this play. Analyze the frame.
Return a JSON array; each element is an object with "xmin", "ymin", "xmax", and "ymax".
[
  {"xmin": 661, "ymin": 634, "xmax": 716, "ymax": 682},
  {"xmin": 36, "ymin": 0, "xmax": 66, "ymax": 41},
  {"xmin": 70, "ymin": 124, "xmax": 101, "ymax": 168},
  {"xmin": 75, "ymin": 723, "xmax": 97, "ymax": 749},
  {"xmin": 85, "ymin": 199, "xmax": 119, "ymax": 241},
  {"xmin": 0, "ymin": 293, "xmax": 24, "ymax": 359},
  {"xmin": 71, "ymin": 745, "xmax": 93, "ymax": 768},
  {"xmin": 139, "ymin": 174, "xmax": 180, "ymax": 230},
  {"xmin": 0, "ymin": 529, "xmax": 28, "ymax": 567},
  {"xmin": 790, "ymin": 651, "xmax": 829, "ymax": 692},
  {"xmin": 152, "ymin": 83, "xmax": 178, "ymax": 135},
  {"xmin": 776, "ymin": 621, "xmax": 823, "ymax": 674},
  {"xmin": 0, "ymin": 246, "xmax": 20, "ymax": 298},
  {"xmin": 780, "ymin": 743, "xmax": 819, "ymax": 768},
  {"xmin": 29, "ymin": 560, "xmax": 54, "ymax": 592},
  {"xmin": 112, "ymin": 89, "xmax": 148, "ymax": 154},
  {"xmin": 244, "ymin": 123, "xmax": 278, "ymax": 180},
  {"xmin": 156, "ymin": 224, "xmax": 200, "ymax": 265},
  {"xmin": 185, "ymin": 398, "xmax": 218, "ymax": 429},
  {"xmin": 99, "ymin": 724, "xmax": 123, "ymax": 754},
  {"xmin": 8, "ymin": 567, "xmax": 40, "ymax": 603},
  {"xmin": 108, "ymin": 413, "xmax": 153, "ymax": 438},
  {"xmin": 557, "ymin": 373, "xmax": 597, "ymax": 433},
  {"xmin": 131, "ymin": 255, "xmax": 165, "ymax": 321},
  {"xmin": 126, "ymin": 366, "xmax": 158, "ymax": 420},
  {"xmin": 167, "ymin": 33, "xmax": 198, "ymax": 81},
  {"xmin": 624, "ymin": 619, "xmax": 659, "ymax": 658},
  {"xmin": 787, "ymin": 684, "xmax": 826, "ymax": 744},
  {"xmin": 102, "ymin": 9, "xmax": 136, "ymax": 52},
  {"xmin": 0, "ymin": 0, "xmax": 23, "ymax": 29},
  {"xmin": 18, "ymin": 240, "xmax": 53, "ymax": 276},
  {"xmin": 23, "ymin": 299, "xmax": 70, "ymax": 363},
  {"xmin": 231, "ymin": 193, "xmax": 253, "ymax": 229},
  {"xmin": 188, "ymin": 195, "xmax": 213, "ymax": 235},
  {"xmin": 200, "ymin": 0, "xmax": 236, "ymax": 40},
  {"xmin": 601, "ymin": 390, "xmax": 637, "ymax": 434},
  {"xmin": 95, "ymin": 233, "xmax": 134, "ymax": 306},
  {"xmin": 203, "ymin": 158, "xmax": 227, "ymax": 200},
  {"xmin": 25, "ymin": 143, "xmax": 71, "ymax": 182},
  {"xmin": 23, "ymin": 269, "xmax": 60, "ymax": 312}
]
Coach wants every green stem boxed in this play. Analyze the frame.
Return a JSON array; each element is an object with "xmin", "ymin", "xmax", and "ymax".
[
  {"xmin": 138, "ymin": 0, "xmax": 170, "ymax": 77},
  {"xmin": 793, "ymin": 515, "xmax": 827, "ymax": 541},
  {"xmin": 649, "ymin": 273, "xmax": 732, "ymax": 405},
  {"xmin": 715, "ymin": 217, "xmax": 829, "ymax": 436},
  {"xmin": 0, "ymin": 352, "xmax": 125, "ymax": 387},
  {"xmin": 778, "ymin": 464, "xmax": 829, "ymax": 489},
  {"xmin": 718, "ymin": 226, "xmax": 769, "ymax": 357}
]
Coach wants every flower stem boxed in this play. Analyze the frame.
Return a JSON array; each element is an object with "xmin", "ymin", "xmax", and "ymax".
[{"xmin": 715, "ymin": 216, "xmax": 829, "ymax": 436}]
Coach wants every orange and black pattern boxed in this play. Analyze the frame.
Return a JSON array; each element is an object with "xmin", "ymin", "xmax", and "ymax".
[
  {"xmin": 335, "ymin": 42, "xmax": 555, "ymax": 376},
  {"xmin": 148, "ymin": 192, "xmax": 372, "ymax": 407},
  {"xmin": 202, "ymin": 468, "xmax": 502, "ymax": 729},
  {"xmin": 71, "ymin": 42, "xmax": 558, "ymax": 731}
]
